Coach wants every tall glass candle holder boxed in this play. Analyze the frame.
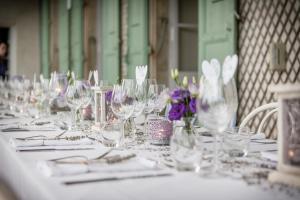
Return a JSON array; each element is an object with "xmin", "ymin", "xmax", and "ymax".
[{"xmin": 93, "ymin": 86, "xmax": 115, "ymax": 130}]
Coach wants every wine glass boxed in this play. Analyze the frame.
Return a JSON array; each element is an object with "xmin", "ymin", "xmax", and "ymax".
[
  {"xmin": 151, "ymin": 84, "xmax": 166, "ymax": 115},
  {"xmin": 144, "ymin": 79, "xmax": 157, "ymax": 115},
  {"xmin": 14, "ymin": 79, "xmax": 31, "ymax": 113},
  {"xmin": 49, "ymin": 73, "xmax": 68, "ymax": 104},
  {"xmin": 224, "ymin": 78, "xmax": 238, "ymax": 127},
  {"xmin": 111, "ymin": 80, "xmax": 136, "ymax": 147},
  {"xmin": 66, "ymin": 80, "xmax": 92, "ymax": 130},
  {"xmin": 196, "ymin": 77, "xmax": 235, "ymax": 173},
  {"xmin": 128, "ymin": 80, "xmax": 147, "ymax": 137}
]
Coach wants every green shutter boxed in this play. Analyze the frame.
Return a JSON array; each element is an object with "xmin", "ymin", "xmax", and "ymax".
[
  {"xmin": 101, "ymin": 0, "xmax": 120, "ymax": 84},
  {"xmin": 40, "ymin": 0, "xmax": 50, "ymax": 78},
  {"xmin": 127, "ymin": 0, "xmax": 148, "ymax": 79},
  {"xmin": 198, "ymin": 0, "xmax": 236, "ymax": 74},
  {"xmin": 70, "ymin": 0, "xmax": 84, "ymax": 78},
  {"xmin": 58, "ymin": 0, "xmax": 70, "ymax": 73}
]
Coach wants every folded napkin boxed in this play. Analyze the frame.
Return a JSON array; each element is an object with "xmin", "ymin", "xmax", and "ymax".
[
  {"xmin": 37, "ymin": 153, "xmax": 160, "ymax": 177},
  {"xmin": 261, "ymin": 151, "xmax": 278, "ymax": 162},
  {"xmin": 251, "ymin": 132, "xmax": 266, "ymax": 140},
  {"xmin": 10, "ymin": 137, "xmax": 93, "ymax": 149}
]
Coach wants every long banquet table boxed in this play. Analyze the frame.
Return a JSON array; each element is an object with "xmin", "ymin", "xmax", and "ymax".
[{"xmin": 0, "ymin": 110, "xmax": 299, "ymax": 200}]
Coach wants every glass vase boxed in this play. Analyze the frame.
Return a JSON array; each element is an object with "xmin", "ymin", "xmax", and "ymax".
[{"xmin": 170, "ymin": 117, "xmax": 199, "ymax": 171}]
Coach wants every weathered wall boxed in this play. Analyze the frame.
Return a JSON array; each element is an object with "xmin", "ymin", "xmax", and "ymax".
[{"xmin": 0, "ymin": 0, "xmax": 40, "ymax": 79}]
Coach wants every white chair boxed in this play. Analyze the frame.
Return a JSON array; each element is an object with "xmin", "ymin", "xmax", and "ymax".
[{"xmin": 239, "ymin": 102, "xmax": 278, "ymax": 137}]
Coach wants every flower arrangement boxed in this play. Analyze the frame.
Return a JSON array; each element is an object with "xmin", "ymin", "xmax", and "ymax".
[{"xmin": 167, "ymin": 69, "xmax": 198, "ymax": 132}]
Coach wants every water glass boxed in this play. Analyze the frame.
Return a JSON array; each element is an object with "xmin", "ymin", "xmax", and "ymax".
[
  {"xmin": 101, "ymin": 122, "xmax": 123, "ymax": 147},
  {"xmin": 222, "ymin": 127, "xmax": 250, "ymax": 157},
  {"xmin": 170, "ymin": 129, "xmax": 200, "ymax": 171}
]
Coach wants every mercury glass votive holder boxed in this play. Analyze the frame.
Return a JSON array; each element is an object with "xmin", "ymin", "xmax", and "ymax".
[{"xmin": 148, "ymin": 117, "xmax": 173, "ymax": 145}]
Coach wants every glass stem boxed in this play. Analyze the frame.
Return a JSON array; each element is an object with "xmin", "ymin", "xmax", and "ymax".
[
  {"xmin": 71, "ymin": 108, "xmax": 77, "ymax": 130},
  {"xmin": 213, "ymin": 132, "xmax": 221, "ymax": 172},
  {"xmin": 120, "ymin": 118, "xmax": 125, "ymax": 147}
]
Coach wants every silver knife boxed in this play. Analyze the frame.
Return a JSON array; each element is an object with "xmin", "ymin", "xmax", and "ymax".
[
  {"xmin": 2, "ymin": 128, "xmax": 56, "ymax": 132},
  {"xmin": 16, "ymin": 147, "xmax": 95, "ymax": 152},
  {"xmin": 64, "ymin": 173, "xmax": 173, "ymax": 185}
]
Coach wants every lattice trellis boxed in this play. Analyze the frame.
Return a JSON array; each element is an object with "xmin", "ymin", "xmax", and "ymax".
[{"xmin": 237, "ymin": 0, "xmax": 300, "ymax": 138}]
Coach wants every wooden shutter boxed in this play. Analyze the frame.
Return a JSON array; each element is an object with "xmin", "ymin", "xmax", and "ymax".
[
  {"xmin": 58, "ymin": 0, "xmax": 70, "ymax": 73},
  {"xmin": 41, "ymin": 0, "xmax": 50, "ymax": 78},
  {"xmin": 127, "ymin": 0, "xmax": 148, "ymax": 79},
  {"xmin": 198, "ymin": 0, "xmax": 237, "ymax": 73},
  {"xmin": 101, "ymin": 0, "xmax": 120, "ymax": 84},
  {"xmin": 70, "ymin": 0, "xmax": 84, "ymax": 78}
]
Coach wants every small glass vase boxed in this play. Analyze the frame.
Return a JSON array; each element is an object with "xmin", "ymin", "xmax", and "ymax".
[{"xmin": 170, "ymin": 117, "xmax": 200, "ymax": 171}]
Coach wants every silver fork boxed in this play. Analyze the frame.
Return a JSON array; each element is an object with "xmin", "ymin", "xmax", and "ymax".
[
  {"xmin": 48, "ymin": 148, "xmax": 113, "ymax": 164},
  {"xmin": 15, "ymin": 130, "xmax": 68, "ymax": 141}
]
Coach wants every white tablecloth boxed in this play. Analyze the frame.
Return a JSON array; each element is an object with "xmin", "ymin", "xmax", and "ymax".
[{"xmin": 0, "ymin": 115, "xmax": 299, "ymax": 200}]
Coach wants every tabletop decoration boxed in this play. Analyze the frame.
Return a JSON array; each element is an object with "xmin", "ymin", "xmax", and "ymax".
[
  {"xmin": 269, "ymin": 83, "xmax": 300, "ymax": 188},
  {"xmin": 93, "ymin": 86, "xmax": 115, "ymax": 130},
  {"xmin": 168, "ymin": 69, "xmax": 200, "ymax": 171},
  {"xmin": 148, "ymin": 117, "xmax": 173, "ymax": 145},
  {"xmin": 168, "ymin": 69, "xmax": 198, "ymax": 134}
]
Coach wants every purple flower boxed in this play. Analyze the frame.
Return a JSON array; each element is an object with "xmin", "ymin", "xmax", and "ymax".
[
  {"xmin": 189, "ymin": 98, "xmax": 197, "ymax": 113},
  {"xmin": 171, "ymin": 89, "xmax": 182, "ymax": 101},
  {"xmin": 105, "ymin": 90, "xmax": 112, "ymax": 102},
  {"xmin": 168, "ymin": 103, "xmax": 186, "ymax": 121},
  {"xmin": 182, "ymin": 90, "xmax": 190, "ymax": 98},
  {"xmin": 171, "ymin": 88, "xmax": 190, "ymax": 102}
]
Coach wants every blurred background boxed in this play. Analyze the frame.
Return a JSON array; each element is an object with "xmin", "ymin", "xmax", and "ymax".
[{"xmin": 0, "ymin": 0, "xmax": 299, "ymax": 138}]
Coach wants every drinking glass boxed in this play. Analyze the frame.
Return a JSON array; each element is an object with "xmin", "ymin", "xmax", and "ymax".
[
  {"xmin": 223, "ymin": 126, "xmax": 250, "ymax": 157},
  {"xmin": 129, "ymin": 80, "xmax": 147, "ymax": 136},
  {"xmin": 14, "ymin": 79, "xmax": 31, "ymax": 113},
  {"xmin": 66, "ymin": 80, "xmax": 92, "ymax": 130},
  {"xmin": 151, "ymin": 84, "xmax": 166, "ymax": 115},
  {"xmin": 101, "ymin": 122, "xmax": 123, "ymax": 147},
  {"xmin": 224, "ymin": 78, "xmax": 238, "ymax": 127},
  {"xmin": 111, "ymin": 80, "xmax": 136, "ymax": 147},
  {"xmin": 49, "ymin": 73, "xmax": 68, "ymax": 105},
  {"xmin": 196, "ymin": 78, "xmax": 235, "ymax": 173},
  {"xmin": 144, "ymin": 79, "xmax": 157, "ymax": 115}
]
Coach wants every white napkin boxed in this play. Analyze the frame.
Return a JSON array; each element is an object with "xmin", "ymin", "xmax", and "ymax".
[
  {"xmin": 251, "ymin": 132, "xmax": 266, "ymax": 140},
  {"xmin": 222, "ymin": 55, "xmax": 238, "ymax": 84},
  {"xmin": 93, "ymin": 70, "xmax": 99, "ymax": 86},
  {"xmin": 10, "ymin": 137, "xmax": 93, "ymax": 149},
  {"xmin": 37, "ymin": 153, "xmax": 159, "ymax": 177},
  {"xmin": 261, "ymin": 151, "xmax": 278, "ymax": 162},
  {"xmin": 201, "ymin": 59, "xmax": 222, "ymax": 102},
  {"xmin": 135, "ymin": 65, "xmax": 148, "ymax": 86}
]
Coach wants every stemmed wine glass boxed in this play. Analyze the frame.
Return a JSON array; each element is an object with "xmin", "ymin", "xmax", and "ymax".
[
  {"xmin": 143, "ymin": 79, "xmax": 157, "ymax": 115},
  {"xmin": 224, "ymin": 78, "xmax": 238, "ymax": 126},
  {"xmin": 111, "ymin": 79, "xmax": 136, "ymax": 147},
  {"xmin": 196, "ymin": 77, "xmax": 235, "ymax": 173},
  {"xmin": 150, "ymin": 84, "xmax": 166, "ymax": 115},
  {"xmin": 66, "ymin": 80, "xmax": 92, "ymax": 130},
  {"xmin": 49, "ymin": 73, "xmax": 68, "ymax": 109}
]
